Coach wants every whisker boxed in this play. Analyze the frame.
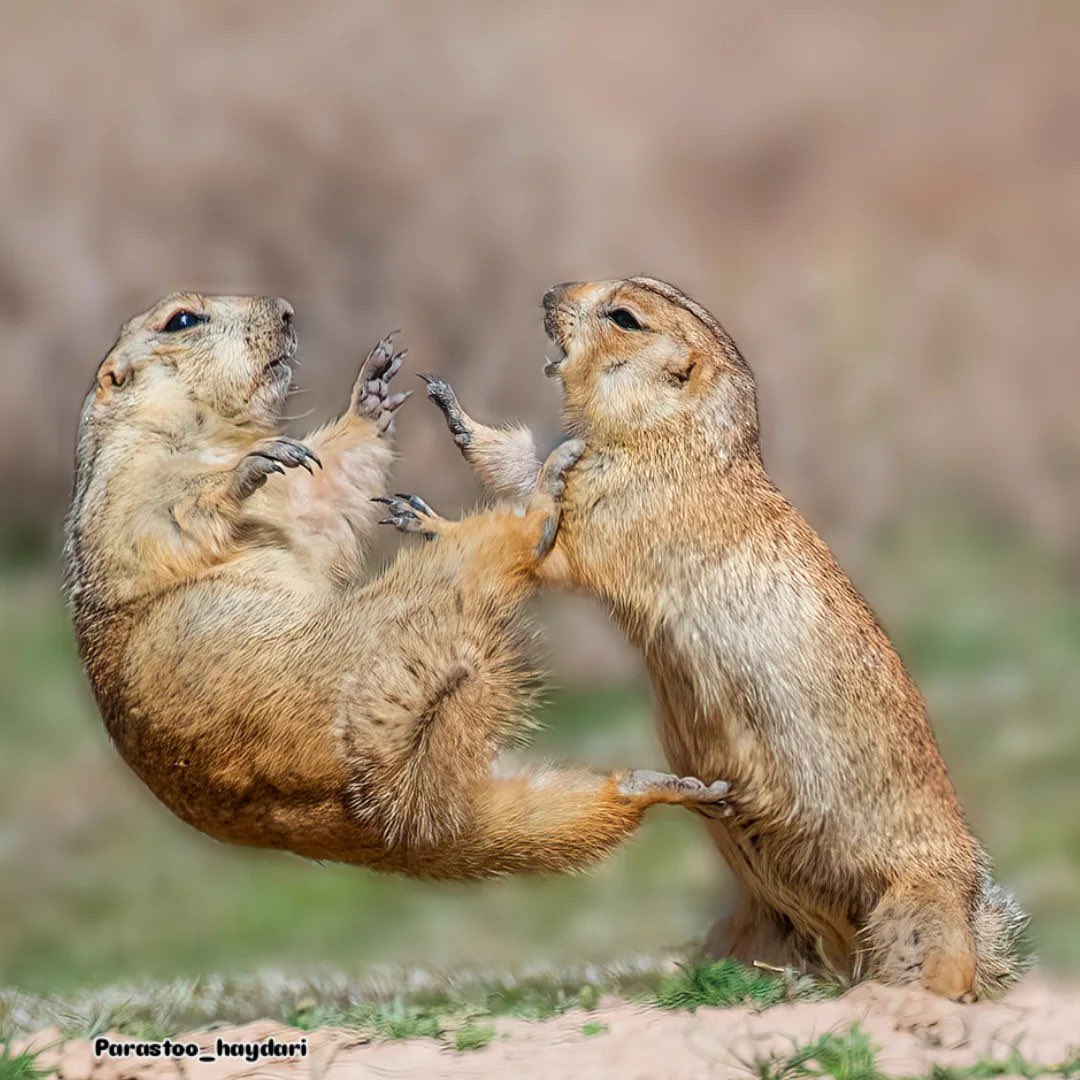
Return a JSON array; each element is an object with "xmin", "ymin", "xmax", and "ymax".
[{"xmin": 280, "ymin": 407, "xmax": 316, "ymax": 423}]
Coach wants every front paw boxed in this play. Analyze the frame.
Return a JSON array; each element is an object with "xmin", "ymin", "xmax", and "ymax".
[
  {"xmin": 527, "ymin": 438, "xmax": 585, "ymax": 557},
  {"xmin": 419, "ymin": 373, "xmax": 474, "ymax": 452},
  {"xmin": 351, "ymin": 332, "xmax": 410, "ymax": 433},
  {"xmin": 234, "ymin": 437, "xmax": 321, "ymax": 498},
  {"xmin": 535, "ymin": 438, "xmax": 585, "ymax": 503}
]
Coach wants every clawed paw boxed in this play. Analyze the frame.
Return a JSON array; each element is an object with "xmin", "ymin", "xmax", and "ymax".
[
  {"xmin": 536, "ymin": 438, "xmax": 585, "ymax": 501},
  {"xmin": 525, "ymin": 438, "xmax": 587, "ymax": 558},
  {"xmin": 419, "ymin": 373, "xmax": 473, "ymax": 449},
  {"xmin": 353, "ymin": 332, "xmax": 411, "ymax": 432},
  {"xmin": 685, "ymin": 778, "xmax": 733, "ymax": 819},
  {"xmin": 235, "ymin": 437, "xmax": 321, "ymax": 498},
  {"xmin": 373, "ymin": 493, "xmax": 444, "ymax": 540},
  {"xmin": 619, "ymin": 769, "xmax": 732, "ymax": 818}
]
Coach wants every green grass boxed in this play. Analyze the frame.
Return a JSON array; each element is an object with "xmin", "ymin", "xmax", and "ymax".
[
  {"xmin": 0, "ymin": 1043, "xmax": 51, "ymax": 1080},
  {"xmin": 5, "ymin": 995, "xmax": 1080, "ymax": 1073},
  {"xmin": 741, "ymin": 1023, "xmax": 1080, "ymax": 1080},
  {"xmin": 748, "ymin": 1025, "xmax": 885, "ymax": 1080},
  {"xmin": 453, "ymin": 1018, "xmax": 496, "ymax": 1052},
  {"xmin": 289, "ymin": 998, "xmax": 442, "ymax": 1041},
  {"xmin": 656, "ymin": 957, "xmax": 840, "ymax": 1012},
  {"xmin": 922, "ymin": 1050, "xmax": 1080, "ymax": 1079},
  {"xmin": 0, "ymin": 958, "xmax": 844, "ymax": 1050},
  {"xmin": 0, "ymin": 957, "xmax": 666, "ymax": 1043},
  {"xmin": 743, "ymin": 1027, "xmax": 1080, "ymax": 1080}
]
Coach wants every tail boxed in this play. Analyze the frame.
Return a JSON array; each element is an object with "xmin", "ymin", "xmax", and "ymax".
[{"xmin": 973, "ymin": 874, "xmax": 1033, "ymax": 998}]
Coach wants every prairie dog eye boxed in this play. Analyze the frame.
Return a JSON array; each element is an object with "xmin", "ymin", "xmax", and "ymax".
[
  {"xmin": 606, "ymin": 308, "xmax": 644, "ymax": 332},
  {"xmin": 161, "ymin": 310, "xmax": 208, "ymax": 333}
]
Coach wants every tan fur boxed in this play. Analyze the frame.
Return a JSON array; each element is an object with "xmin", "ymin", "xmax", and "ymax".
[
  {"xmin": 426, "ymin": 277, "xmax": 1029, "ymax": 991},
  {"xmin": 64, "ymin": 293, "xmax": 731, "ymax": 882}
]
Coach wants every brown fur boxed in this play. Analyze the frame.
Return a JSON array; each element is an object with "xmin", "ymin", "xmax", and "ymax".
[
  {"xmin": 425, "ymin": 277, "xmax": 1029, "ymax": 991},
  {"xmin": 63, "ymin": 293, "xmax": 730, "ymax": 882}
]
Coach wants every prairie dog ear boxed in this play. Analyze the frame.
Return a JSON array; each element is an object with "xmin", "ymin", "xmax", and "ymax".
[{"xmin": 664, "ymin": 346, "xmax": 705, "ymax": 387}]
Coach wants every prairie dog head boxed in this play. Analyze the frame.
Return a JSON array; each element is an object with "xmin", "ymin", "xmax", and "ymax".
[
  {"xmin": 542, "ymin": 277, "xmax": 759, "ymax": 452},
  {"xmin": 88, "ymin": 292, "xmax": 297, "ymax": 437}
]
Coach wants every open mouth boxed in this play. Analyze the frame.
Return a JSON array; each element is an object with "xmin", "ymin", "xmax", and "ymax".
[
  {"xmin": 541, "ymin": 298, "xmax": 573, "ymax": 379},
  {"xmin": 543, "ymin": 338, "xmax": 566, "ymax": 379},
  {"xmin": 265, "ymin": 327, "xmax": 298, "ymax": 378},
  {"xmin": 265, "ymin": 355, "xmax": 293, "ymax": 383}
]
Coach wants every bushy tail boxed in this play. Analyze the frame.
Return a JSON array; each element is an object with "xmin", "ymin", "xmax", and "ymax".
[{"xmin": 973, "ymin": 874, "xmax": 1033, "ymax": 998}]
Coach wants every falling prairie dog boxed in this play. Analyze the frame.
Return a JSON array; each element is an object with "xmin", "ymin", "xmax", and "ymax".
[
  {"xmin": 424, "ymin": 277, "xmax": 1029, "ymax": 994},
  {"xmin": 62, "ymin": 293, "xmax": 730, "ymax": 881}
]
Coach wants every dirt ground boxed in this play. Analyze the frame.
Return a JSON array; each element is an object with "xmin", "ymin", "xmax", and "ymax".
[{"xmin": 13, "ymin": 976, "xmax": 1080, "ymax": 1080}]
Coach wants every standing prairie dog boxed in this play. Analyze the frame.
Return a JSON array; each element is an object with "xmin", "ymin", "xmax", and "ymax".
[
  {"xmin": 63, "ymin": 293, "xmax": 730, "ymax": 881},
  {"xmin": 424, "ymin": 277, "xmax": 1029, "ymax": 994}
]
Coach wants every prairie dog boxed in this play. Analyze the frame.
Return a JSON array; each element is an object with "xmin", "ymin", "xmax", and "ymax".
[
  {"xmin": 424, "ymin": 277, "xmax": 1028, "ymax": 993},
  {"xmin": 63, "ymin": 293, "xmax": 729, "ymax": 881}
]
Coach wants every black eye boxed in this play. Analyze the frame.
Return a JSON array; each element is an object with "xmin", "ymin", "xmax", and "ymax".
[
  {"xmin": 606, "ymin": 308, "xmax": 643, "ymax": 331},
  {"xmin": 161, "ymin": 310, "xmax": 207, "ymax": 333}
]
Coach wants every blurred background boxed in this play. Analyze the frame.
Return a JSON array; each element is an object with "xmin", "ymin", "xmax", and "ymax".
[{"xmin": 1, "ymin": 1, "xmax": 1078, "ymax": 995}]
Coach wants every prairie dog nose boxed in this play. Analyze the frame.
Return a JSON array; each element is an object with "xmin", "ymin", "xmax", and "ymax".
[
  {"xmin": 542, "ymin": 283, "xmax": 576, "ymax": 315},
  {"xmin": 276, "ymin": 298, "xmax": 295, "ymax": 326},
  {"xmin": 542, "ymin": 283, "xmax": 581, "ymax": 343}
]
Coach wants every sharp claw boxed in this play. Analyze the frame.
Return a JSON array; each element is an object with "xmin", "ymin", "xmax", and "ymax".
[
  {"xmin": 371, "ymin": 496, "xmax": 393, "ymax": 505},
  {"xmin": 392, "ymin": 493, "xmax": 432, "ymax": 514},
  {"xmin": 377, "ymin": 517, "xmax": 396, "ymax": 526},
  {"xmin": 384, "ymin": 390, "xmax": 411, "ymax": 411},
  {"xmin": 419, "ymin": 372, "xmax": 454, "ymax": 397}
]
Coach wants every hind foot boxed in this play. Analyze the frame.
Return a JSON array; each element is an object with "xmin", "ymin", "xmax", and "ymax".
[
  {"xmin": 618, "ymin": 769, "xmax": 731, "ymax": 818},
  {"xmin": 865, "ymin": 886, "xmax": 978, "ymax": 1001},
  {"xmin": 922, "ymin": 949, "xmax": 978, "ymax": 1003},
  {"xmin": 373, "ymin": 494, "xmax": 447, "ymax": 540}
]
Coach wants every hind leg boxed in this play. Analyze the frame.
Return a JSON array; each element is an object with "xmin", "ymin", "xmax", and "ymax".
[
  {"xmin": 864, "ymin": 882, "xmax": 977, "ymax": 1001},
  {"xmin": 388, "ymin": 764, "xmax": 731, "ymax": 879},
  {"xmin": 349, "ymin": 442, "xmax": 592, "ymax": 848}
]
